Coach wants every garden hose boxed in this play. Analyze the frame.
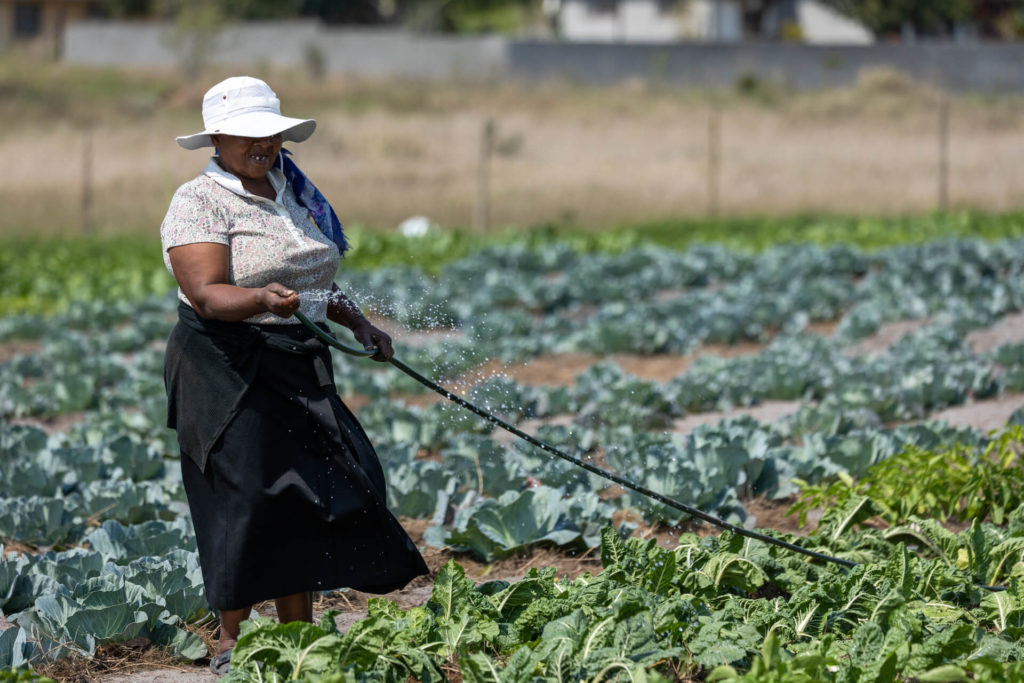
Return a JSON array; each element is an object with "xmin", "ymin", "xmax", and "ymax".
[{"xmin": 295, "ymin": 310, "xmax": 1005, "ymax": 590}]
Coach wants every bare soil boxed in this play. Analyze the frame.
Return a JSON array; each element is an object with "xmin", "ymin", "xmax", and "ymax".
[
  {"xmin": 409, "ymin": 340, "xmax": 768, "ymax": 397},
  {"xmin": 8, "ymin": 412, "xmax": 87, "ymax": 435},
  {"xmin": 0, "ymin": 340, "xmax": 40, "ymax": 363},
  {"xmin": 843, "ymin": 318, "xmax": 932, "ymax": 357},
  {"xmin": 669, "ymin": 400, "xmax": 805, "ymax": 436},
  {"xmin": 929, "ymin": 393, "xmax": 1024, "ymax": 434},
  {"xmin": 967, "ymin": 311, "xmax": 1024, "ymax": 354}
]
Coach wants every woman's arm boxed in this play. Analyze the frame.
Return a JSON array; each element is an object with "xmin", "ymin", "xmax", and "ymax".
[
  {"xmin": 327, "ymin": 283, "xmax": 394, "ymax": 361},
  {"xmin": 168, "ymin": 242, "xmax": 299, "ymax": 321}
]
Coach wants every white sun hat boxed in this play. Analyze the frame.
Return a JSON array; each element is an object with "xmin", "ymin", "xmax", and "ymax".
[{"xmin": 175, "ymin": 76, "xmax": 316, "ymax": 150}]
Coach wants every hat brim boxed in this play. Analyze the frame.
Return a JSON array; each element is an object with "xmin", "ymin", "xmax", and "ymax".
[{"xmin": 176, "ymin": 111, "xmax": 316, "ymax": 150}]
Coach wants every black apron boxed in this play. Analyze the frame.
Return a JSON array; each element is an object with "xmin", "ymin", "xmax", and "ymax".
[{"xmin": 165, "ymin": 303, "xmax": 428, "ymax": 610}]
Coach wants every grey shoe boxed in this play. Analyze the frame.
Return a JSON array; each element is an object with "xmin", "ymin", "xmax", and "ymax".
[{"xmin": 209, "ymin": 649, "xmax": 232, "ymax": 676}]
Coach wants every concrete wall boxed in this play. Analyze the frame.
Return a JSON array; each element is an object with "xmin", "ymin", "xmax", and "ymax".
[
  {"xmin": 65, "ymin": 20, "xmax": 178, "ymax": 66},
  {"xmin": 506, "ymin": 41, "xmax": 1024, "ymax": 91},
  {"xmin": 65, "ymin": 21, "xmax": 506, "ymax": 80},
  {"xmin": 63, "ymin": 20, "xmax": 1024, "ymax": 92},
  {"xmin": 316, "ymin": 29, "xmax": 506, "ymax": 80}
]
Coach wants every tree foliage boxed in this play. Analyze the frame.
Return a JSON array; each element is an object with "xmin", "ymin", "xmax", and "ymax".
[
  {"xmin": 102, "ymin": 0, "xmax": 303, "ymax": 21},
  {"xmin": 299, "ymin": 0, "xmax": 393, "ymax": 24},
  {"xmin": 823, "ymin": 0, "xmax": 1024, "ymax": 38},
  {"xmin": 100, "ymin": 0, "xmax": 1024, "ymax": 37},
  {"xmin": 438, "ymin": 0, "xmax": 533, "ymax": 33},
  {"xmin": 101, "ymin": 0, "xmax": 538, "ymax": 33}
]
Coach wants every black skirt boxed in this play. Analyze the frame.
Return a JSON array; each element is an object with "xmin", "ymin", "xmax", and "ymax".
[{"xmin": 168, "ymin": 312, "xmax": 428, "ymax": 611}]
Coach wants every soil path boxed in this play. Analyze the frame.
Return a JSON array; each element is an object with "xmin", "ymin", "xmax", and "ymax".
[
  {"xmin": 928, "ymin": 393, "xmax": 1024, "ymax": 434},
  {"xmin": 0, "ymin": 340, "xmax": 40, "ymax": 363}
]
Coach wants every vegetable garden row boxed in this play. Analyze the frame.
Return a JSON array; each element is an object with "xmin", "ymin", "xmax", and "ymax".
[{"xmin": 3, "ymin": 236, "xmax": 1024, "ymax": 680}]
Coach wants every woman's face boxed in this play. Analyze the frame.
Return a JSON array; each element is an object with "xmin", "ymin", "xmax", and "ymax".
[{"xmin": 211, "ymin": 133, "xmax": 283, "ymax": 181}]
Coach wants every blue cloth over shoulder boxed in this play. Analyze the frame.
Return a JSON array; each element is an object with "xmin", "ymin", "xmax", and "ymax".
[{"xmin": 279, "ymin": 149, "xmax": 348, "ymax": 256}]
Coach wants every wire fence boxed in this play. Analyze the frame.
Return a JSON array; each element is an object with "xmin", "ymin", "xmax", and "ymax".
[{"xmin": 28, "ymin": 86, "xmax": 1024, "ymax": 237}]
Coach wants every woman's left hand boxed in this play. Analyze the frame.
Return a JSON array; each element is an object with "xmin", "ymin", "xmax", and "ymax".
[{"xmin": 351, "ymin": 321, "xmax": 394, "ymax": 362}]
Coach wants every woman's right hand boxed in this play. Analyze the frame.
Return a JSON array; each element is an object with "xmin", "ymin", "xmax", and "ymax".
[{"xmin": 260, "ymin": 283, "xmax": 300, "ymax": 318}]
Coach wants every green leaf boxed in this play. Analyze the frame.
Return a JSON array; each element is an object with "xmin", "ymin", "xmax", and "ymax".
[
  {"xmin": 318, "ymin": 608, "xmax": 342, "ymax": 635},
  {"xmin": 540, "ymin": 609, "xmax": 589, "ymax": 649},
  {"xmin": 446, "ymin": 487, "xmax": 585, "ymax": 561},
  {"xmin": 427, "ymin": 560, "xmax": 475, "ymax": 623},
  {"xmin": 150, "ymin": 622, "xmax": 208, "ymax": 661},
  {"xmin": 907, "ymin": 623, "xmax": 976, "ymax": 675},
  {"xmin": 981, "ymin": 591, "xmax": 1021, "ymax": 634},
  {"xmin": 884, "ymin": 543, "xmax": 915, "ymax": 593},
  {"xmin": 916, "ymin": 664, "xmax": 968, "ymax": 682},
  {"xmin": 967, "ymin": 519, "xmax": 994, "ymax": 583},
  {"xmin": 601, "ymin": 526, "xmax": 628, "ymax": 569},
  {"xmin": 644, "ymin": 549, "xmax": 677, "ymax": 596},
  {"xmin": 988, "ymin": 537, "xmax": 1024, "ymax": 585},
  {"xmin": 885, "ymin": 523, "xmax": 952, "ymax": 561},
  {"xmin": 847, "ymin": 621, "xmax": 886, "ymax": 668},
  {"xmin": 705, "ymin": 666, "xmax": 739, "ymax": 681},
  {"xmin": 488, "ymin": 568, "xmax": 556, "ymax": 615},
  {"xmin": 436, "ymin": 611, "xmax": 478, "ymax": 657},
  {"xmin": 65, "ymin": 604, "xmax": 147, "ymax": 645},
  {"xmin": 701, "ymin": 553, "xmax": 766, "ymax": 591},
  {"xmin": 791, "ymin": 602, "xmax": 823, "ymax": 640},
  {"xmin": 459, "ymin": 652, "xmax": 502, "ymax": 683},
  {"xmin": 760, "ymin": 630, "xmax": 780, "ymax": 669},
  {"xmin": 825, "ymin": 495, "xmax": 875, "ymax": 543},
  {"xmin": 228, "ymin": 618, "xmax": 344, "ymax": 681}
]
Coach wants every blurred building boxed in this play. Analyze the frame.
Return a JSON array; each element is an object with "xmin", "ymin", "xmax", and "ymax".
[
  {"xmin": 553, "ymin": 0, "xmax": 872, "ymax": 44},
  {"xmin": 0, "ymin": 0, "xmax": 101, "ymax": 56}
]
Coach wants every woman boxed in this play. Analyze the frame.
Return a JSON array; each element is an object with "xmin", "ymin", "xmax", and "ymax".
[{"xmin": 160, "ymin": 76, "xmax": 428, "ymax": 675}]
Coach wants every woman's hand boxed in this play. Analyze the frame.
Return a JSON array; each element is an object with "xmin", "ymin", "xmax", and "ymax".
[
  {"xmin": 259, "ymin": 283, "xmax": 300, "ymax": 318},
  {"xmin": 350, "ymin": 321, "xmax": 394, "ymax": 362},
  {"xmin": 326, "ymin": 284, "xmax": 394, "ymax": 361}
]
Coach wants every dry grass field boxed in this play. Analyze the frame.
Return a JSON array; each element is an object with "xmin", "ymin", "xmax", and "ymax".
[{"xmin": 3, "ymin": 61, "xmax": 1024, "ymax": 236}]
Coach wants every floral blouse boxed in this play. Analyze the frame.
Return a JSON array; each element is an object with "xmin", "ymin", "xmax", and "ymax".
[{"xmin": 160, "ymin": 158, "xmax": 339, "ymax": 324}]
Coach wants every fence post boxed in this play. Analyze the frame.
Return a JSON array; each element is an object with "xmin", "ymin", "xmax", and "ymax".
[
  {"xmin": 707, "ymin": 104, "xmax": 721, "ymax": 218},
  {"xmin": 938, "ymin": 95, "xmax": 950, "ymax": 212},
  {"xmin": 81, "ymin": 125, "xmax": 94, "ymax": 235},
  {"xmin": 475, "ymin": 118, "xmax": 495, "ymax": 233}
]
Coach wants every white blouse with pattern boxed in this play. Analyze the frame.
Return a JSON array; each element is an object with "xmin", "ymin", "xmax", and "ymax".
[{"xmin": 160, "ymin": 158, "xmax": 339, "ymax": 325}]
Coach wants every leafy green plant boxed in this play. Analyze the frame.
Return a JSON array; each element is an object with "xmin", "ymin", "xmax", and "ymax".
[
  {"xmin": 215, "ymin": 524, "xmax": 1024, "ymax": 681},
  {"xmin": 629, "ymin": 210, "xmax": 1024, "ymax": 252},
  {"xmin": 789, "ymin": 426, "xmax": 1024, "ymax": 527},
  {"xmin": 8, "ymin": 233, "xmax": 1024, "ymax": 679},
  {"xmin": 0, "ymin": 669, "xmax": 55, "ymax": 682},
  {"xmin": 0, "ymin": 237, "xmax": 173, "ymax": 316}
]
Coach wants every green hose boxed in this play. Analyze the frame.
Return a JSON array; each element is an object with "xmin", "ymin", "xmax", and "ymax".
[{"xmin": 294, "ymin": 310, "xmax": 1005, "ymax": 591}]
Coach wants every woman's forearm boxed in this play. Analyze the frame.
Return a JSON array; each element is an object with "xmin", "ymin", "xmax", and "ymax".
[
  {"xmin": 188, "ymin": 283, "xmax": 291, "ymax": 321},
  {"xmin": 326, "ymin": 284, "xmax": 370, "ymax": 330},
  {"xmin": 326, "ymin": 283, "xmax": 395, "ymax": 361}
]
